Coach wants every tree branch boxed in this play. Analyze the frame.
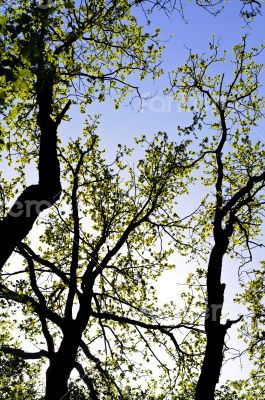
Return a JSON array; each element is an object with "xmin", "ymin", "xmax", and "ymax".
[{"xmin": 1, "ymin": 346, "xmax": 49, "ymax": 360}]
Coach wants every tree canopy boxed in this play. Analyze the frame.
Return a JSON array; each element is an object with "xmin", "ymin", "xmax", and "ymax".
[
  {"xmin": 0, "ymin": 0, "xmax": 166, "ymax": 267},
  {"xmin": 0, "ymin": 1, "xmax": 265, "ymax": 400}
]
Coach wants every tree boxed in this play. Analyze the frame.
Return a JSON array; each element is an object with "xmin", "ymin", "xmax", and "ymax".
[
  {"xmin": 0, "ymin": 130, "xmax": 202, "ymax": 399},
  {"xmin": 0, "ymin": 0, "xmax": 166, "ymax": 268},
  {"xmin": 2, "ymin": 37, "xmax": 265, "ymax": 400},
  {"xmin": 0, "ymin": 0, "xmax": 262, "ymax": 269},
  {"xmin": 169, "ymin": 36, "xmax": 265, "ymax": 399},
  {"xmin": 1, "ymin": 1, "xmax": 265, "ymax": 400}
]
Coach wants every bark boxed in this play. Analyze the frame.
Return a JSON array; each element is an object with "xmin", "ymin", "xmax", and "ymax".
[
  {"xmin": 195, "ymin": 321, "xmax": 226, "ymax": 400},
  {"xmin": 45, "ymin": 329, "xmax": 81, "ymax": 400},
  {"xmin": 45, "ymin": 297, "xmax": 92, "ymax": 400},
  {"xmin": 0, "ymin": 67, "xmax": 66, "ymax": 269},
  {"xmin": 195, "ymin": 243, "xmax": 228, "ymax": 400},
  {"xmin": 0, "ymin": 126, "xmax": 61, "ymax": 269}
]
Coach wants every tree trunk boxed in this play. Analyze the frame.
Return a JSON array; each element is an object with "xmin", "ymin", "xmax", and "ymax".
[
  {"xmin": 195, "ymin": 324, "xmax": 226, "ymax": 400},
  {"xmin": 45, "ymin": 359, "xmax": 72, "ymax": 400},
  {"xmin": 0, "ymin": 64, "xmax": 66, "ymax": 269},
  {"xmin": 45, "ymin": 332, "xmax": 80, "ymax": 400},
  {"xmin": 45, "ymin": 308, "xmax": 91, "ymax": 400},
  {"xmin": 195, "ymin": 243, "xmax": 227, "ymax": 400}
]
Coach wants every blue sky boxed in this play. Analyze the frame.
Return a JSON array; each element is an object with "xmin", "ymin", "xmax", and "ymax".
[{"xmin": 60, "ymin": 1, "xmax": 265, "ymax": 148}]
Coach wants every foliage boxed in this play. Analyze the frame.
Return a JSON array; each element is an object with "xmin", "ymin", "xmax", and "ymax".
[
  {"xmin": 0, "ymin": 353, "xmax": 41, "ymax": 399},
  {"xmin": 1, "ymin": 0, "xmax": 265, "ymax": 399},
  {"xmin": 231, "ymin": 261, "xmax": 265, "ymax": 399},
  {"xmin": 168, "ymin": 36, "xmax": 265, "ymax": 260},
  {"xmin": 0, "ymin": 129, "xmax": 202, "ymax": 398},
  {"xmin": 0, "ymin": 0, "xmax": 163, "ymax": 172}
]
